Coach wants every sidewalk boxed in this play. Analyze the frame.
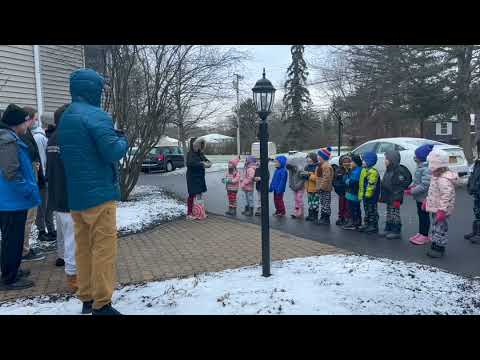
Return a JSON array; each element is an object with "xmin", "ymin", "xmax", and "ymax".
[{"xmin": 0, "ymin": 215, "xmax": 343, "ymax": 303}]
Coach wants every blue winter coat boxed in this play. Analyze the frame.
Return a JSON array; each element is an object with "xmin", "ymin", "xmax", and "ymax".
[
  {"xmin": 269, "ymin": 155, "xmax": 288, "ymax": 194},
  {"xmin": 344, "ymin": 166, "xmax": 362, "ymax": 202},
  {"xmin": 0, "ymin": 127, "xmax": 41, "ymax": 211},
  {"xmin": 58, "ymin": 69, "xmax": 128, "ymax": 211}
]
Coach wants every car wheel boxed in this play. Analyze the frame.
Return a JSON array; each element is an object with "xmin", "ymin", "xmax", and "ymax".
[{"xmin": 166, "ymin": 161, "xmax": 174, "ymax": 172}]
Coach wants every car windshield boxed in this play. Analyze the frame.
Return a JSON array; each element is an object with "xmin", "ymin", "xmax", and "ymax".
[{"xmin": 149, "ymin": 148, "xmax": 159, "ymax": 155}]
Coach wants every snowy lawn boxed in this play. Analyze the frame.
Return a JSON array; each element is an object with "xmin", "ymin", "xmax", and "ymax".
[
  {"xmin": 18, "ymin": 186, "xmax": 185, "ymax": 252},
  {"xmin": 1, "ymin": 254, "xmax": 479, "ymax": 315}
]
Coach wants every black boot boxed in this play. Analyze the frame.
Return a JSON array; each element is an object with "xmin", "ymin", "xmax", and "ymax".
[
  {"xmin": 241, "ymin": 206, "xmax": 248, "ymax": 215},
  {"xmin": 342, "ymin": 219, "xmax": 357, "ymax": 230},
  {"xmin": 92, "ymin": 303, "xmax": 122, "ymax": 316},
  {"xmin": 245, "ymin": 207, "xmax": 254, "ymax": 217},
  {"xmin": 427, "ymin": 243, "xmax": 445, "ymax": 258},
  {"xmin": 380, "ymin": 223, "xmax": 393, "ymax": 237},
  {"xmin": 363, "ymin": 223, "xmax": 378, "ymax": 234},
  {"xmin": 255, "ymin": 208, "xmax": 261, "ymax": 216},
  {"xmin": 386, "ymin": 224, "xmax": 401, "ymax": 239},
  {"xmin": 305, "ymin": 209, "xmax": 313, "ymax": 221},
  {"xmin": 469, "ymin": 220, "xmax": 480, "ymax": 244},
  {"xmin": 82, "ymin": 300, "xmax": 94, "ymax": 314},
  {"xmin": 225, "ymin": 207, "xmax": 236, "ymax": 216},
  {"xmin": 317, "ymin": 214, "xmax": 330, "ymax": 225}
]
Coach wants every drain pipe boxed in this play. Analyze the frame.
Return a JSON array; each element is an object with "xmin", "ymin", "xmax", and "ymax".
[{"xmin": 33, "ymin": 45, "xmax": 44, "ymax": 127}]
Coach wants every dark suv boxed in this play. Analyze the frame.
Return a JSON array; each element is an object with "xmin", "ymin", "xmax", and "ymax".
[{"xmin": 142, "ymin": 146, "xmax": 185, "ymax": 173}]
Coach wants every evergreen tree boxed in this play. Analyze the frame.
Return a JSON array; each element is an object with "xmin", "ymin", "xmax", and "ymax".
[{"xmin": 283, "ymin": 45, "xmax": 312, "ymax": 150}]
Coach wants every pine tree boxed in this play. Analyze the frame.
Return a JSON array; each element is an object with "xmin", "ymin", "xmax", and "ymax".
[{"xmin": 283, "ymin": 45, "xmax": 312, "ymax": 150}]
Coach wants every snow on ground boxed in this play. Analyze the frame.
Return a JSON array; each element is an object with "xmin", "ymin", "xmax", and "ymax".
[{"xmin": 1, "ymin": 254, "xmax": 479, "ymax": 315}]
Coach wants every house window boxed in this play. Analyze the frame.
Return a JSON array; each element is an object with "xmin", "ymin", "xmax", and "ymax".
[
  {"xmin": 436, "ymin": 122, "xmax": 452, "ymax": 136},
  {"xmin": 440, "ymin": 122, "xmax": 448, "ymax": 135}
]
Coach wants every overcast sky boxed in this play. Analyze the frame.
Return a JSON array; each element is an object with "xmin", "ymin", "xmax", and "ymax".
[{"xmin": 207, "ymin": 45, "xmax": 330, "ymax": 126}]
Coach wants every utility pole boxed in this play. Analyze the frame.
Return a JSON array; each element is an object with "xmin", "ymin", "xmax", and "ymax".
[{"xmin": 233, "ymin": 74, "xmax": 243, "ymax": 157}]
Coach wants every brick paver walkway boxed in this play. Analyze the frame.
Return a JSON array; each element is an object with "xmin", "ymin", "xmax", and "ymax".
[{"xmin": 0, "ymin": 215, "xmax": 344, "ymax": 303}]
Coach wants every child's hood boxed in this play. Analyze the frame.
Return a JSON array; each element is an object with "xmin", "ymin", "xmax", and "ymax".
[
  {"xmin": 440, "ymin": 170, "xmax": 458, "ymax": 184},
  {"xmin": 385, "ymin": 150, "xmax": 400, "ymax": 168},
  {"xmin": 228, "ymin": 157, "xmax": 240, "ymax": 168},
  {"xmin": 275, "ymin": 155, "xmax": 287, "ymax": 169},
  {"xmin": 362, "ymin": 151, "xmax": 378, "ymax": 167},
  {"xmin": 286, "ymin": 156, "xmax": 306, "ymax": 171}
]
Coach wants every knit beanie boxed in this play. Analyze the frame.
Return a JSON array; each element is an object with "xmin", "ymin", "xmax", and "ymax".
[
  {"xmin": 307, "ymin": 152, "xmax": 318, "ymax": 163},
  {"xmin": 427, "ymin": 149, "xmax": 449, "ymax": 171},
  {"xmin": 351, "ymin": 154, "xmax": 363, "ymax": 167},
  {"xmin": 1, "ymin": 104, "xmax": 29, "ymax": 126},
  {"xmin": 318, "ymin": 146, "xmax": 332, "ymax": 161},
  {"xmin": 415, "ymin": 144, "xmax": 435, "ymax": 162}
]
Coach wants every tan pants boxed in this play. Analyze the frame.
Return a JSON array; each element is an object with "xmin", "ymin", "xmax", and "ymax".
[
  {"xmin": 23, "ymin": 163, "xmax": 39, "ymax": 256},
  {"xmin": 71, "ymin": 201, "xmax": 117, "ymax": 310}
]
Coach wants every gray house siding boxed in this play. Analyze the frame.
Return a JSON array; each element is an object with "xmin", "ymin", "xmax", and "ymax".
[
  {"xmin": 0, "ymin": 45, "xmax": 84, "ymax": 124},
  {"xmin": 0, "ymin": 45, "xmax": 37, "ymax": 109}
]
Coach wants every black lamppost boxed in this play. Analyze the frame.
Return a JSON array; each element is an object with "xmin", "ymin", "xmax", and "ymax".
[
  {"xmin": 332, "ymin": 107, "xmax": 343, "ymax": 157},
  {"xmin": 252, "ymin": 69, "xmax": 276, "ymax": 277}
]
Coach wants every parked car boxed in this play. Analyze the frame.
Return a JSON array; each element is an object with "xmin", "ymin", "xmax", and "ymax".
[
  {"xmin": 330, "ymin": 137, "xmax": 469, "ymax": 179},
  {"xmin": 119, "ymin": 146, "xmax": 138, "ymax": 167},
  {"xmin": 142, "ymin": 145, "xmax": 185, "ymax": 173}
]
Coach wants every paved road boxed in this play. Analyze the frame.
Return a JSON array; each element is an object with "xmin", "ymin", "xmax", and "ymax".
[{"xmin": 139, "ymin": 168, "xmax": 480, "ymax": 277}]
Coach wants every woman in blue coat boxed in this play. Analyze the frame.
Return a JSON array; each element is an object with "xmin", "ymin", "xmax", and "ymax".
[{"xmin": 0, "ymin": 104, "xmax": 41, "ymax": 291}]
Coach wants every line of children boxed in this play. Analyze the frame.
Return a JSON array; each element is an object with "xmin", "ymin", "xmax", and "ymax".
[{"xmin": 222, "ymin": 143, "xmax": 464, "ymax": 259}]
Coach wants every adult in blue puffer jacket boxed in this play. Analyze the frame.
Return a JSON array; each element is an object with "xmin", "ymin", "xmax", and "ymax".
[
  {"xmin": 269, "ymin": 155, "xmax": 288, "ymax": 216},
  {"xmin": 58, "ymin": 68, "xmax": 128, "ymax": 316},
  {"xmin": 0, "ymin": 104, "xmax": 41, "ymax": 291}
]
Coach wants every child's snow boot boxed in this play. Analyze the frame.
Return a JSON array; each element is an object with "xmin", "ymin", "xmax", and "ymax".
[
  {"xmin": 305, "ymin": 209, "xmax": 313, "ymax": 221},
  {"xmin": 427, "ymin": 243, "xmax": 445, "ymax": 258},
  {"xmin": 241, "ymin": 206, "xmax": 249, "ymax": 215},
  {"xmin": 380, "ymin": 223, "xmax": 393, "ymax": 237},
  {"xmin": 386, "ymin": 224, "xmax": 401, "ymax": 239},
  {"xmin": 246, "ymin": 207, "xmax": 254, "ymax": 217},
  {"xmin": 466, "ymin": 220, "xmax": 480, "ymax": 244},
  {"xmin": 255, "ymin": 208, "xmax": 261, "ymax": 216},
  {"xmin": 317, "ymin": 214, "xmax": 330, "ymax": 226}
]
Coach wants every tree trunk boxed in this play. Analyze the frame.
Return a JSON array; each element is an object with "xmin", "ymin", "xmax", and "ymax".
[{"xmin": 457, "ymin": 46, "xmax": 474, "ymax": 163}]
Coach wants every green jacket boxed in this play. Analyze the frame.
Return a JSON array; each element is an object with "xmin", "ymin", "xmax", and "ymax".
[{"xmin": 359, "ymin": 167, "xmax": 380, "ymax": 202}]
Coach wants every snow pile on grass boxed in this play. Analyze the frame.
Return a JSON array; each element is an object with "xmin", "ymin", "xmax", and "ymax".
[
  {"xmin": 116, "ymin": 186, "xmax": 186, "ymax": 234},
  {"xmin": 1, "ymin": 254, "xmax": 479, "ymax": 315}
]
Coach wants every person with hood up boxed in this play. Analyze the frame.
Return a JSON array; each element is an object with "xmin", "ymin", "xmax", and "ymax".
[
  {"xmin": 358, "ymin": 151, "xmax": 381, "ymax": 234},
  {"xmin": 380, "ymin": 150, "xmax": 412, "ymax": 239},
  {"xmin": 186, "ymin": 137, "xmax": 211, "ymax": 219},
  {"xmin": 333, "ymin": 154, "xmax": 351, "ymax": 226},
  {"xmin": 423, "ymin": 149, "xmax": 458, "ymax": 258},
  {"xmin": 301, "ymin": 152, "xmax": 320, "ymax": 221},
  {"xmin": 315, "ymin": 147, "xmax": 334, "ymax": 225},
  {"xmin": 343, "ymin": 154, "xmax": 363, "ymax": 230},
  {"xmin": 58, "ymin": 68, "xmax": 128, "ymax": 315},
  {"xmin": 222, "ymin": 157, "xmax": 241, "ymax": 216},
  {"xmin": 404, "ymin": 144, "xmax": 434, "ymax": 245},
  {"xmin": 269, "ymin": 155, "xmax": 288, "ymax": 217},
  {"xmin": 240, "ymin": 155, "xmax": 257, "ymax": 217},
  {"xmin": 286, "ymin": 156, "xmax": 307, "ymax": 219},
  {"xmin": 0, "ymin": 104, "xmax": 41, "ymax": 291}
]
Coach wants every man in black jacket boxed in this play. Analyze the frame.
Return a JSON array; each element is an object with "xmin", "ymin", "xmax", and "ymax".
[{"xmin": 47, "ymin": 104, "xmax": 77, "ymax": 292}]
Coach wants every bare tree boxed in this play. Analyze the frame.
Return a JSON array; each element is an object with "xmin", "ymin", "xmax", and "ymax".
[
  {"xmin": 100, "ymin": 45, "xmax": 185, "ymax": 201},
  {"xmin": 170, "ymin": 46, "xmax": 246, "ymax": 160}
]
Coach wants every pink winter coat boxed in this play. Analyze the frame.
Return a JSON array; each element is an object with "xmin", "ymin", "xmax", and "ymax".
[
  {"xmin": 225, "ymin": 169, "xmax": 240, "ymax": 191},
  {"xmin": 241, "ymin": 163, "xmax": 256, "ymax": 192},
  {"xmin": 425, "ymin": 170, "xmax": 458, "ymax": 215}
]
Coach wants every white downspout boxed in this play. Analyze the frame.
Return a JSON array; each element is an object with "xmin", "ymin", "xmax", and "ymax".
[{"xmin": 33, "ymin": 45, "xmax": 44, "ymax": 127}]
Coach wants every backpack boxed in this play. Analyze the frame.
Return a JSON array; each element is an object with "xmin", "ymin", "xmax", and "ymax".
[
  {"xmin": 398, "ymin": 165, "xmax": 413, "ymax": 191},
  {"xmin": 468, "ymin": 160, "xmax": 480, "ymax": 195}
]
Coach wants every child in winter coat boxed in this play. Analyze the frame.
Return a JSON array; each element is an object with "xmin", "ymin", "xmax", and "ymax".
[
  {"xmin": 316, "ymin": 147, "xmax": 334, "ymax": 225},
  {"xmin": 269, "ymin": 155, "xmax": 288, "ymax": 217},
  {"xmin": 380, "ymin": 150, "xmax": 412, "ymax": 239},
  {"xmin": 343, "ymin": 154, "xmax": 363, "ymax": 230},
  {"xmin": 286, "ymin": 156, "xmax": 307, "ymax": 219},
  {"xmin": 302, "ymin": 152, "xmax": 320, "ymax": 221},
  {"xmin": 240, "ymin": 155, "xmax": 257, "ymax": 217},
  {"xmin": 333, "ymin": 154, "xmax": 351, "ymax": 226},
  {"xmin": 465, "ymin": 157, "xmax": 480, "ymax": 244},
  {"xmin": 405, "ymin": 144, "xmax": 434, "ymax": 245},
  {"xmin": 358, "ymin": 151, "xmax": 381, "ymax": 233},
  {"xmin": 254, "ymin": 160, "xmax": 262, "ymax": 216},
  {"xmin": 222, "ymin": 157, "xmax": 241, "ymax": 216},
  {"xmin": 424, "ymin": 149, "xmax": 458, "ymax": 258}
]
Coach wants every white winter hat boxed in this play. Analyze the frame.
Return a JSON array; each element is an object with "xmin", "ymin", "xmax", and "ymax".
[{"xmin": 427, "ymin": 149, "xmax": 449, "ymax": 171}]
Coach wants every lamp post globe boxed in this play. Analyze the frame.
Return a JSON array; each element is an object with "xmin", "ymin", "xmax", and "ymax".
[{"xmin": 252, "ymin": 69, "xmax": 276, "ymax": 277}]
